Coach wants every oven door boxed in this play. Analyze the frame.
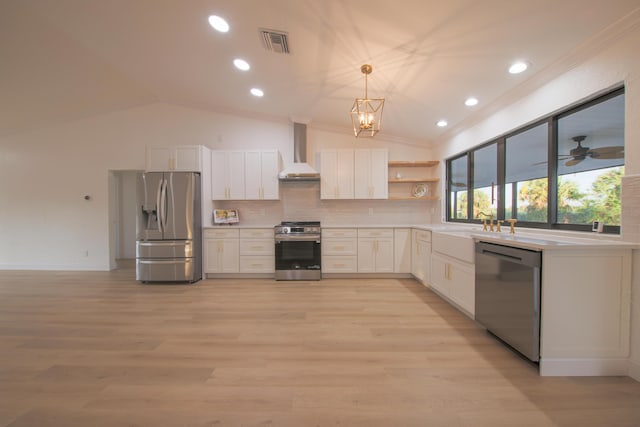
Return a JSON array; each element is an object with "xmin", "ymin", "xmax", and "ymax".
[{"xmin": 274, "ymin": 235, "xmax": 321, "ymax": 280}]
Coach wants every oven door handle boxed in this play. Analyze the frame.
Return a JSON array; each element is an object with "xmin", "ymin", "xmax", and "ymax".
[{"xmin": 275, "ymin": 234, "xmax": 321, "ymax": 242}]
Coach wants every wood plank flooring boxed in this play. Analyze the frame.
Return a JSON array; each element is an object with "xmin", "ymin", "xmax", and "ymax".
[{"xmin": 0, "ymin": 267, "xmax": 639, "ymax": 427}]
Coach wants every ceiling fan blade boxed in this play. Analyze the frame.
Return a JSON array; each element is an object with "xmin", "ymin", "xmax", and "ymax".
[
  {"xmin": 565, "ymin": 158, "xmax": 583, "ymax": 167},
  {"xmin": 588, "ymin": 146, "xmax": 624, "ymax": 159}
]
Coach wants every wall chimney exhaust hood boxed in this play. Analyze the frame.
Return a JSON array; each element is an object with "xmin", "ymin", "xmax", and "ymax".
[{"xmin": 278, "ymin": 122, "xmax": 320, "ymax": 181}]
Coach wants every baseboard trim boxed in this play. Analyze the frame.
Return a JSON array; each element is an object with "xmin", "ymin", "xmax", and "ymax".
[
  {"xmin": 628, "ymin": 358, "xmax": 640, "ymax": 381},
  {"xmin": 540, "ymin": 358, "xmax": 629, "ymax": 377}
]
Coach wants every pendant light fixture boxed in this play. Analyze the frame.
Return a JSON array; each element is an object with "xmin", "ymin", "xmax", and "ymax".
[{"xmin": 350, "ymin": 64, "xmax": 384, "ymax": 137}]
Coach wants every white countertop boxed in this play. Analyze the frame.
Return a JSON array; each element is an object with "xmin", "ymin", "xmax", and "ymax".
[{"xmin": 203, "ymin": 223, "xmax": 638, "ymax": 250}]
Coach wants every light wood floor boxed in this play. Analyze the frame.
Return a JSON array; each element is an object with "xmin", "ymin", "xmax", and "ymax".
[{"xmin": 0, "ymin": 267, "xmax": 639, "ymax": 427}]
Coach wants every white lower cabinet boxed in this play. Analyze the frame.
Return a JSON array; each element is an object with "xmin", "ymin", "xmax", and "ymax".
[
  {"xmin": 322, "ymin": 228, "xmax": 358, "ymax": 273},
  {"xmin": 430, "ymin": 252, "xmax": 475, "ymax": 315},
  {"xmin": 393, "ymin": 228, "xmax": 411, "ymax": 273},
  {"xmin": 239, "ymin": 228, "xmax": 274, "ymax": 273},
  {"xmin": 357, "ymin": 229, "xmax": 394, "ymax": 273},
  {"xmin": 411, "ymin": 229, "xmax": 431, "ymax": 284},
  {"xmin": 203, "ymin": 229, "xmax": 239, "ymax": 273},
  {"xmin": 430, "ymin": 232, "xmax": 475, "ymax": 316}
]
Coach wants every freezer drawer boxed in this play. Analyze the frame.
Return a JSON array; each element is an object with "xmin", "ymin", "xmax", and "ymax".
[
  {"xmin": 136, "ymin": 258, "xmax": 197, "ymax": 282},
  {"xmin": 136, "ymin": 240, "xmax": 193, "ymax": 258}
]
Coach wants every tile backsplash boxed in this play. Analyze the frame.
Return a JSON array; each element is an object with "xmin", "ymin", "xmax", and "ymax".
[{"xmin": 210, "ymin": 181, "xmax": 435, "ymax": 227}]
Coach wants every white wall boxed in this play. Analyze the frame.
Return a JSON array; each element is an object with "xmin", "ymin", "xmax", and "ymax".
[
  {"xmin": 432, "ymin": 20, "xmax": 640, "ymax": 380},
  {"xmin": 0, "ymin": 103, "xmax": 433, "ymax": 271}
]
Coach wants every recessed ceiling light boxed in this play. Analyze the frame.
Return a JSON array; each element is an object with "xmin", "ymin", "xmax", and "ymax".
[
  {"xmin": 233, "ymin": 59, "xmax": 250, "ymax": 71},
  {"xmin": 250, "ymin": 88, "xmax": 264, "ymax": 97},
  {"xmin": 509, "ymin": 61, "xmax": 529, "ymax": 74},
  {"xmin": 465, "ymin": 97, "xmax": 479, "ymax": 107},
  {"xmin": 208, "ymin": 15, "xmax": 229, "ymax": 33},
  {"xmin": 436, "ymin": 119, "xmax": 448, "ymax": 127}
]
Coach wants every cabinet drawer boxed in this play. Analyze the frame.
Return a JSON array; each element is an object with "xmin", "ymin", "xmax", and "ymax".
[
  {"xmin": 240, "ymin": 256, "xmax": 274, "ymax": 273},
  {"xmin": 322, "ymin": 256, "xmax": 358, "ymax": 273},
  {"xmin": 204, "ymin": 228, "xmax": 239, "ymax": 239},
  {"xmin": 413, "ymin": 229, "xmax": 431, "ymax": 242},
  {"xmin": 239, "ymin": 239, "xmax": 274, "ymax": 256},
  {"xmin": 322, "ymin": 228, "xmax": 357, "ymax": 238},
  {"xmin": 322, "ymin": 239, "xmax": 358, "ymax": 256},
  {"xmin": 240, "ymin": 228, "xmax": 274, "ymax": 239},
  {"xmin": 358, "ymin": 228, "xmax": 394, "ymax": 238}
]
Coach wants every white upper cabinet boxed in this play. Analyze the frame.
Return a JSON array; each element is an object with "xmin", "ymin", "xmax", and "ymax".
[
  {"xmin": 211, "ymin": 151, "xmax": 245, "ymax": 200},
  {"xmin": 146, "ymin": 145, "xmax": 206, "ymax": 172},
  {"xmin": 321, "ymin": 149, "xmax": 354, "ymax": 199},
  {"xmin": 245, "ymin": 150, "xmax": 280, "ymax": 200},
  {"xmin": 354, "ymin": 149, "xmax": 388, "ymax": 199}
]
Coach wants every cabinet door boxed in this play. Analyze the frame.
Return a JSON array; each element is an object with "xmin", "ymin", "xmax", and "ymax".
[
  {"xmin": 227, "ymin": 152, "xmax": 245, "ymax": 199},
  {"xmin": 374, "ymin": 238, "xmax": 394, "ymax": 272},
  {"xmin": 354, "ymin": 149, "xmax": 371, "ymax": 199},
  {"xmin": 394, "ymin": 228, "xmax": 411, "ymax": 273},
  {"xmin": 429, "ymin": 253, "xmax": 449, "ymax": 296},
  {"xmin": 322, "ymin": 149, "xmax": 354, "ymax": 199},
  {"xmin": 174, "ymin": 146, "xmax": 201, "ymax": 171},
  {"xmin": 244, "ymin": 151, "xmax": 262, "ymax": 200},
  {"xmin": 220, "ymin": 239, "xmax": 240, "ymax": 273},
  {"xmin": 336, "ymin": 150, "xmax": 354, "ymax": 199},
  {"xmin": 203, "ymin": 239, "xmax": 220, "ymax": 273},
  {"xmin": 357, "ymin": 239, "xmax": 376, "ymax": 272},
  {"xmin": 146, "ymin": 147, "xmax": 173, "ymax": 171},
  {"xmin": 211, "ymin": 151, "xmax": 245, "ymax": 200},
  {"xmin": 370, "ymin": 149, "xmax": 388, "ymax": 199},
  {"xmin": 355, "ymin": 149, "xmax": 388, "ymax": 199},
  {"xmin": 260, "ymin": 150, "xmax": 280, "ymax": 200},
  {"xmin": 245, "ymin": 150, "xmax": 280, "ymax": 200},
  {"xmin": 449, "ymin": 260, "xmax": 475, "ymax": 315},
  {"xmin": 320, "ymin": 150, "xmax": 338, "ymax": 199}
]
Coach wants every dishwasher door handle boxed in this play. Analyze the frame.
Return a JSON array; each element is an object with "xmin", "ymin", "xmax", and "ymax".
[
  {"xmin": 480, "ymin": 249, "xmax": 525, "ymax": 263},
  {"xmin": 476, "ymin": 241, "xmax": 541, "ymax": 267}
]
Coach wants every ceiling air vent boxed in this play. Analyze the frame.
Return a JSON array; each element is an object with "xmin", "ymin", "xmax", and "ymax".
[{"xmin": 260, "ymin": 29, "xmax": 290, "ymax": 54}]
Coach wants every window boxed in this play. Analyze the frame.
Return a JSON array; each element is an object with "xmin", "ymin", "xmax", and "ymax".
[
  {"xmin": 445, "ymin": 87, "xmax": 624, "ymax": 233},
  {"xmin": 472, "ymin": 144, "xmax": 497, "ymax": 220},
  {"xmin": 556, "ymin": 93, "xmax": 625, "ymax": 227},
  {"xmin": 505, "ymin": 123, "xmax": 548, "ymax": 223},
  {"xmin": 448, "ymin": 155, "xmax": 468, "ymax": 220}
]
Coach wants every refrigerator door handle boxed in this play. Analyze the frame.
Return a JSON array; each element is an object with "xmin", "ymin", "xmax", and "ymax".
[
  {"xmin": 156, "ymin": 178, "xmax": 164, "ymax": 234},
  {"xmin": 138, "ymin": 241, "xmax": 191, "ymax": 247},
  {"xmin": 159, "ymin": 179, "xmax": 168, "ymax": 233}
]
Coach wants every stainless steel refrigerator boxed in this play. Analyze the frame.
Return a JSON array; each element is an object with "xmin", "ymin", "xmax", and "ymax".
[{"xmin": 136, "ymin": 172, "xmax": 202, "ymax": 283}]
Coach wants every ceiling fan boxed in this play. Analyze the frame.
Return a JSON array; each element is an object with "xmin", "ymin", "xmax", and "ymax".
[{"xmin": 559, "ymin": 135, "xmax": 624, "ymax": 166}]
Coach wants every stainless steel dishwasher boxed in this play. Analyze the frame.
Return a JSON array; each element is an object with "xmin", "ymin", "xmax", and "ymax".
[{"xmin": 475, "ymin": 241, "xmax": 542, "ymax": 362}]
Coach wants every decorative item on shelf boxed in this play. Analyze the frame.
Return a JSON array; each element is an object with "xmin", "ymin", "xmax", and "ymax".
[
  {"xmin": 213, "ymin": 209, "xmax": 239, "ymax": 225},
  {"xmin": 412, "ymin": 183, "xmax": 428, "ymax": 198},
  {"xmin": 395, "ymin": 172, "xmax": 402, "ymax": 180},
  {"xmin": 350, "ymin": 64, "xmax": 384, "ymax": 138}
]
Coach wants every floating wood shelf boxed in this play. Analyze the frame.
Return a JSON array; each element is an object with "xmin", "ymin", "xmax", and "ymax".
[
  {"xmin": 388, "ymin": 196, "xmax": 440, "ymax": 201},
  {"xmin": 388, "ymin": 178, "xmax": 440, "ymax": 183},
  {"xmin": 388, "ymin": 160, "xmax": 439, "ymax": 167}
]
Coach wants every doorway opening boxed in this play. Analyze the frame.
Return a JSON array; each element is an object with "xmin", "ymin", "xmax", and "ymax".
[{"xmin": 108, "ymin": 170, "xmax": 143, "ymax": 270}]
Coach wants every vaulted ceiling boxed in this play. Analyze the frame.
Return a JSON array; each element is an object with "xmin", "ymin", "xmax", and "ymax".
[{"xmin": 1, "ymin": 0, "xmax": 638, "ymax": 143}]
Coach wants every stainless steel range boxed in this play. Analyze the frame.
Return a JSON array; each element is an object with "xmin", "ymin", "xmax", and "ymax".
[{"xmin": 274, "ymin": 221, "xmax": 321, "ymax": 280}]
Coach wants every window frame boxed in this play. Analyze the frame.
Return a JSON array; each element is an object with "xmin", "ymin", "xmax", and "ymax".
[{"xmin": 445, "ymin": 86, "xmax": 624, "ymax": 234}]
